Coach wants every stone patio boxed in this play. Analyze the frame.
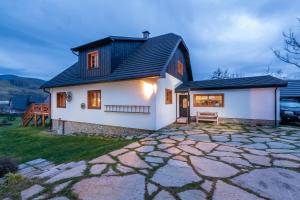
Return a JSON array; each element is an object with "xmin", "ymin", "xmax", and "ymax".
[{"xmin": 13, "ymin": 123, "xmax": 300, "ymax": 200}]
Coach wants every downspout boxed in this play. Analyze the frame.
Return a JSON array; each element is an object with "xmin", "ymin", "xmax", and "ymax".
[
  {"xmin": 274, "ymin": 87, "xmax": 278, "ymax": 126},
  {"xmin": 188, "ymin": 89, "xmax": 191, "ymax": 123},
  {"xmin": 175, "ymin": 92, "xmax": 178, "ymax": 121},
  {"xmin": 43, "ymin": 88, "xmax": 51, "ymax": 128}
]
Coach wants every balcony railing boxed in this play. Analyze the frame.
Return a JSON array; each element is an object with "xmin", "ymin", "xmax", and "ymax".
[{"xmin": 104, "ymin": 105, "xmax": 150, "ymax": 114}]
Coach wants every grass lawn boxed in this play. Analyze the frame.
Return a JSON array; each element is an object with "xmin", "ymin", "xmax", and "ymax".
[{"xmin": 0, "ymin": 117, "xmax": 133, "ymax": 164}]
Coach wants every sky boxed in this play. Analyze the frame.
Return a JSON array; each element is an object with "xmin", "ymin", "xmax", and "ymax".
[{"xmin": 0, "ymin": 0, "xmax": 300, "ymax": 81}]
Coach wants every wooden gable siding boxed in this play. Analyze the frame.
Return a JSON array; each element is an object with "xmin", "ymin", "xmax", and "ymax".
[
  {"xmin": 79, "ymin": 44, "xmax": 112, "ymax": 79},
  {"xmin": 166, "ymin": 46, "xmax": 189, "ymax": 82},
  {"xmin": 111, "ymin": 40, "xmax": 143, "ymax": 72}
]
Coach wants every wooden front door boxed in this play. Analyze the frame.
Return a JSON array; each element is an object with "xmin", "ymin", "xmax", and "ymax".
[{"xmin": 179, "ymin": 95, "xmax": 188, "ymax": 117}]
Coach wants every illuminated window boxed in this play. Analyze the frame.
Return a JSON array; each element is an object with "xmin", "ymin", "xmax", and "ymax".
[
  {"xmin": 88, "ymin": 90, "xmax": 101, "ymax": 109},
  {"xmin": 177, "ymin": 60, "xmax": 183, "ymax": 76},
  {"xmin": 193, "ymin": 94, "xmax": 224, "ymax": 107},
  {"xmin": 57, "ymin": 92, "xmax": 66, "ymax": 108},
  {"xmin": 165, "ymin": 89, "xmax": 173, "ymax": 104},
  {"xmin": 87, "ymin": 51, "xmax": 99, "ymax": 69}
]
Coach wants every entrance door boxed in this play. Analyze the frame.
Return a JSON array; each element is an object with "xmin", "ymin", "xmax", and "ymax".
[{"xmin": 179, "ymin": 95, "xmax": 188, "ymax": 117}]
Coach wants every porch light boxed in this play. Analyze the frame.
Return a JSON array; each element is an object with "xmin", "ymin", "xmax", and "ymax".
[{"xmin": 143, "ymin": 81, "xmax": 157, "ymax": 99}]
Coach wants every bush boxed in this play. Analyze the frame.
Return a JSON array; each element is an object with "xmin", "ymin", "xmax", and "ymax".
[
  {"xmin": 7, "ymin": 115, "xmax": 16, "ymax": 121},
  {"xmin": 1, "ymin": 119, "xmax": 8, "ymax": 124},
  {"xmin": 0, "ymin": 158, "xmax": 18, "ymax": 178},
  {"xmin": 4, "ymin": 173, "xmax": 23, "ymax": 185}
]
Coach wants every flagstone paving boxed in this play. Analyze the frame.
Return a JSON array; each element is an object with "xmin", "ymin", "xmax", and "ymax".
[{"xmin": 13, "ymin": 123, "xmax": 300, "ymax": 200}]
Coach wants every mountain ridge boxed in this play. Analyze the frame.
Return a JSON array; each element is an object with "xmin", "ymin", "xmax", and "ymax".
[{"xmin": 0, "ymin": 74, "xmax": 47, "ymax": 101}]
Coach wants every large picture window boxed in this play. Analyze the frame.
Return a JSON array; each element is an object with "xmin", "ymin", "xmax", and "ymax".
[
  {"xmin": 165, "ymin": 89, "xmax": 173, "ymax": 104},
  {"xmin": 57, "ymin": 92, "xmax": 66, "ymax": 108},
  {"xmin": 193, "ymin": 94, "xmax": 224, "ymax": 107},
  {"xmin": 88, "ymin": 90, "xmax": 101, "ymax": 109},
  {"xmin": 87, "ymin": 51, "xmax": 99, "ymax": 69}
]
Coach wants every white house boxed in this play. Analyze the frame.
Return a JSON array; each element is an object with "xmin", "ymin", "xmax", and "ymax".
[{"xmin": 41, "ymin": 32, "xmax": 287, "ymax": 135}]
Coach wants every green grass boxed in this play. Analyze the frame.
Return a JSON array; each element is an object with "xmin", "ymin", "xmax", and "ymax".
[{"xmin": 0, "ymin": 118, "xmax": 132, "ymax": 164}]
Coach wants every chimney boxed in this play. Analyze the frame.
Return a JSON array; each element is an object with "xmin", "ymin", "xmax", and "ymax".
[{"xmin": 142, "ymin": 31, "xmax": 150, "ymax": 39}]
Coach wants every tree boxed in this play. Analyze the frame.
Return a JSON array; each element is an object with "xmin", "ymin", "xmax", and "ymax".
[
  {"xmin": 273, "ymin": 19, "xmax": 300, "ymax": 68},
  {"xmin": 264, "ymin": 64, "xmax": 285, "ymax": 79},
  {"xmin": 211, "ymin": 67, "xmax": 228, "ymax": 79},
  {"xmin": 211, "ymin": 67, "xmax": 243, "ymax": 79}
]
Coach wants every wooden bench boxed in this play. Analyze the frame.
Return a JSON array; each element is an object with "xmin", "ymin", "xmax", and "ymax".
[{"xmin": 196, "ymin": 112, "xmax": 219, "ymax": 125}]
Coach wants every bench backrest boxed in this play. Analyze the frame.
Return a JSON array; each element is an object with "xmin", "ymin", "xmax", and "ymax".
[{"xmin": 197, "ymin": 112, "xmax": 218, "ymax": 117}]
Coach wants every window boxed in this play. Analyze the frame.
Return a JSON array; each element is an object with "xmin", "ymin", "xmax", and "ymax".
[
  {"xmin": 87, "ymin": 51, "xmax": 99, "ymax": 69},
  {"xmin": 57, "ymin": 92, "xmax": 66, "ymax": 108},
  {"xmin": 165, "ymin": 89, "xmax": 173, "ymax": 104},
  {"xmin": 177, "ymin": 60, "xmax": 183, "ymax": 76},
  {"xmin": 88, "ymin": 90, "xmax": 101, "ymax": 109},
  {"xmin": 193, "ymin": 94, "xmax": 224, "ymax": 107}
]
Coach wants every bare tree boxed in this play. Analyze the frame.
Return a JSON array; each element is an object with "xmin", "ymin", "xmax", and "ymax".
[
  {"xmin": 273, "ymin": 19, "xmax": 300, "ymax": 68},
  {"xmin": 211, "ymin": 67, "xmax": 243, "ymax": 79}
]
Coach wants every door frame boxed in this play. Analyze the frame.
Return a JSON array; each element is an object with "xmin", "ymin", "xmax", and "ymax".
[{"xmin": 178, "ymin": 94, "xmax": 189, "ymax": 118}]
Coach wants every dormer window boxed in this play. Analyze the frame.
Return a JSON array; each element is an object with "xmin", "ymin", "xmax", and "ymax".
[
  {"xmin": 177, "ymin": 60, "xmax": 183, "ymax": 76},
  {"xmin": 87, "ymin": 51, "xmax": 99, "ymax": 69}
]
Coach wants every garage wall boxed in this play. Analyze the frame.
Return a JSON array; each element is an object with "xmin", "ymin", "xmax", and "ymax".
[{"xmin": 189, "ymin": 88, "xmax": 280, "ymax": 121}]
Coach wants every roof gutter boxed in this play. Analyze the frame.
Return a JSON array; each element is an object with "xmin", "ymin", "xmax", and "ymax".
[{"xmin": 71, "ymin": 50, "xmax": 79, "ymax": 56}]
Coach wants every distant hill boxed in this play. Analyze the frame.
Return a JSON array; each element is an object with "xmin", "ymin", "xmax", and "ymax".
[{"xmin": 0, "ymin": 74, "xmax": 47, "ymax": 101}]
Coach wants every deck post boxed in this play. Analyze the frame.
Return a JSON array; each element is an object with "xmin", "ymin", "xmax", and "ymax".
[
  {"xmin": 42, "ymin": 114, "xmax": 45, "ymax": 127},
  {"xmin": 34, "ymin": 113, "xmax": 37, "ymax": 126}
]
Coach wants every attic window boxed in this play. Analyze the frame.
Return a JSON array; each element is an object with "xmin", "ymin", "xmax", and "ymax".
[
  {"xmin": 177, "ymin": 60, "xmax": 183, "ymax": 76},
  {"xmin": 87, "ymin": 51, "xmax": 99, "ymax": 69}
]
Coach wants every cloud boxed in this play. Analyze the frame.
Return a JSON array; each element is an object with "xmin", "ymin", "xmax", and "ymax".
[{"xmin": 0, "ymin": 0, "xmax": 299, "ymax": 80}]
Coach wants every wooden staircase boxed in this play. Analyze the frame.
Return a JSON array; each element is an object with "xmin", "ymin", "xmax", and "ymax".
[{"xmin": 22, "ymin": 103, "xmax": 50, "ymax": 127}]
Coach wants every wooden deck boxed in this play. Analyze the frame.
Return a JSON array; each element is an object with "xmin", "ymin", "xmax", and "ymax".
[{"xmin": 22, "ymin": 103, "xmax": 50, "ymax": 127}]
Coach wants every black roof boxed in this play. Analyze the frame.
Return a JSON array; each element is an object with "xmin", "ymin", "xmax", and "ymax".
[
  {"xmin": 175, "ymin": 75, "xmax": 288, "ymax": 92},
  {"xmin": 42, "ymin": 33, "xmax": 193, "ymax": 88},
  {"xmin": 281, "ymin": 80, "xmax": 300, "ymax": 97},
  {"xmin": 71, "ymin": 36, "xmax": 147, "ymax": 52}
]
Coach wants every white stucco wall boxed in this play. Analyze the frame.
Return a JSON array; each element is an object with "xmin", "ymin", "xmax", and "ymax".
[
  {"xmin": 155, "ymin": 73, "xmax": 182, "ymax": 130},
  {"xmin": 50, "ymin": 78, "xmax": 158, "ymax": 130},
  {"xmin": 189, "ymin": 88, "xmax": 280, "ymax": 121}
]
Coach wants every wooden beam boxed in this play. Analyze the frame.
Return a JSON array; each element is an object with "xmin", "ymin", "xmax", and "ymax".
[
  {"xmin": 34, "ymin": 113, "xmax": 37, "ymax": 127},
  {"xmin": 42, "ymin": 114, "xmax": 45, "ymax": 127}
]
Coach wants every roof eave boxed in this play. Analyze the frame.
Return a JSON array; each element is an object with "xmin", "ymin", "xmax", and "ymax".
[
  {"xmin": 175, "ymin": 84, "xmax": 288, "ymax": 93},
  {"xmin": 41, "ymin": 74, "xmax": 161, "ymax": 89}
]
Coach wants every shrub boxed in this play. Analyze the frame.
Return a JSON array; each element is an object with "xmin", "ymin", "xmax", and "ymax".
[
  {"xmin": 7, "ymin": 115, "xmax": 16, "ymax": 121},
  {"xmin": 4, "ymin": 173, "xmax": 23, "ymax": 184},
  {"xmin": 1, "ymin": 119, "xmax": 8, "ymax": 124},
  {"xmin": 0, "ymin": 158, "xmax": 18, "ymax": 178}
]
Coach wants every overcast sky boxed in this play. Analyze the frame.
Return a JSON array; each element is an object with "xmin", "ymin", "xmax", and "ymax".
[{"xmin": 0, "ymin": 0, "xmax": 300, "ymax": 80}]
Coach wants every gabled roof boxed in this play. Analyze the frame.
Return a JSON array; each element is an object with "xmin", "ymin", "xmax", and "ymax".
[
  {"xmin": 281, "ymin": 80, "xmax": 300, "ymax": 97},
  {"xmin": 175, "ymin": 75, "xmax": 288, "ymax": 92},
  {"xmin": 42, "ymin": 33, "xmax": 193, "ymax": 88}
]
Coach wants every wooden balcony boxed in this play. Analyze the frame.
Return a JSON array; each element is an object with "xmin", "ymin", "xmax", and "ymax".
[{"xmin": 22, "ymin": 103, "xmax": 50, "ymax": 127}]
